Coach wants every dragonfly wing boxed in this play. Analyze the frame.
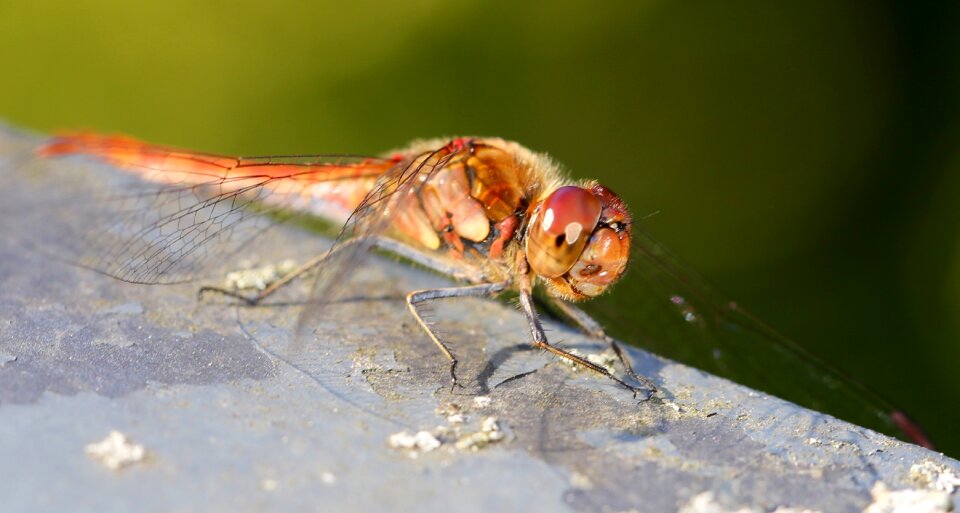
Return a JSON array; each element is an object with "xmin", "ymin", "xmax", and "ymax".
[
  {"xmin": 16, "ymin": 133, "xmax": 395, "ymax": 284},
  {"xmin": 587, "ymin": 228, "xmax": 927, "ymax": 445},
  {"xmin": 294, "ymin": 140, "xmax": 472, "ymax": 339}
]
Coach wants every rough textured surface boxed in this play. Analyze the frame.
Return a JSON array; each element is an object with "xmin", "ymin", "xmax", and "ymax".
[{"xmin": 0, "ymin": 125, "xmax": 957, "ymax": 513}]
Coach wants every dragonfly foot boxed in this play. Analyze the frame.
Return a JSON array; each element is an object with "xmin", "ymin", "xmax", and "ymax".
[
  {"xmin": 634, "ymin": 385, "xmax": 657, "ymax": 403},
  {"xmin": 448, "ymin": 361, "xmax": 466, "ymax": 393},
  {"xmin": 197, "ymin": 286, "xmax": 257, "ymax": 305},
  {"xmin": 613, "ymin": 376, "xmax": 656, "ymax": 402},
  {"xmin": 629, "ymin": 377, "xmax": 658, "ymax": 402}
]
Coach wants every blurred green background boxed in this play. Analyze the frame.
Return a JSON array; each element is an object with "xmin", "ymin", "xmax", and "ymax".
[{"xmin": 1, "ymin": 1, "xmax": 958, "ymax": 454}]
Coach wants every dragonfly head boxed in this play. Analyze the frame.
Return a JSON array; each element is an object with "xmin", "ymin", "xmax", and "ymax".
[{"xmin": 525, "ymin": 184, "xmax": 632, "ymax": 301}]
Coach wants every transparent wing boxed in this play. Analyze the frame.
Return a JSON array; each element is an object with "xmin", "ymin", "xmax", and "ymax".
[
  {"xmin": 585, "ymin": 228, "xmax": 930, "ymax": 446},
  {"xmin": 293, "ymin": 140, "xmax": 472, "ymax": 338},
  {"xmin": 12, "ymin": 134, "xmax": 395, "ymax": 284}
]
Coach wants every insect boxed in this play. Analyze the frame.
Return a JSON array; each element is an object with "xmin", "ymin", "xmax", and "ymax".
[
  {"xmin": 32, "ymin": 133, "xmax": 931, "ymax": 447},
  {"xmin": 36, "ymin": 133, "xmax": 657, "ymax": 397}
]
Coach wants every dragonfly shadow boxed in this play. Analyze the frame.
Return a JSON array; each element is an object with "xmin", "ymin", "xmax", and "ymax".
[
  {"xmin": 230, "ymin": 299, "xmax": 415, "ymax": 430},
  {"xmin": 472, "ymin": 343, "xmax": 538, "ymax": 394}
]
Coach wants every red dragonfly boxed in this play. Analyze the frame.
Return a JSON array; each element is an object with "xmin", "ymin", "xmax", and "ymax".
[
  {"xmin": 34, "ymin": 132, "xmax": 931, "ymax": 447},
  {"xmin": 37, "ymin": 133, "xmax": 655, "ymax": 397}
]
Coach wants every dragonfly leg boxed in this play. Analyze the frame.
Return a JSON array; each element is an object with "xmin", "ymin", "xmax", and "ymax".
[
  {"xmin": 197, "ymin": 238, "xmax": 365, "ymax": 305},
  {"xmin": 518, "ymin": 278, "xmax": 655, "ymax": 399},
  {"xmin": 406, "ymin": 281, "xmax": 510, "ymax": 391},
  {"xmin": 545, "ymin": 297, "xmax": 658, "ymax": 395},
  {"xmin": 198, "ymin": 236, "xmax": 483, "ymax": 305}
]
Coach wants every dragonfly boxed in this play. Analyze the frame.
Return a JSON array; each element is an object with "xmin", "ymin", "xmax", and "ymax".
[{"xmin": 33, "ymin": 132, "xmax": 931, "ymax": 447}]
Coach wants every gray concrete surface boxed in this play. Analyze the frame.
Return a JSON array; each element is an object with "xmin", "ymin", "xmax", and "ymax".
[{"xmin": 0, "ymin": 125, "xmax": 958, "ymax": 513}]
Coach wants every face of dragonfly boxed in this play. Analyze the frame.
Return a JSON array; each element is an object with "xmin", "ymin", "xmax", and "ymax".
[{"xmin": 525, "ymin": 184, "xmax": 632, "ymax": 301}]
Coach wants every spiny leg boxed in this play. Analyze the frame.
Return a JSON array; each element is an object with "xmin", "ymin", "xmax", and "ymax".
[
  {"xmin": 546, "ymin": 297, "xmax": 657, "ymax": 395},
  {"xmin": 406, "ymin": 281, "xmax": 510, "ymax": 391},
  {"xmin": 198, "ymin": 236, "xmax": 479, "ymax": 305},
  {"xmin": 197, "ymin": 242, "xmax": 354, "ymax": 305},
  {"xmin": 518, "ymin": 277, "xmax": 654, "ymax": 399}
]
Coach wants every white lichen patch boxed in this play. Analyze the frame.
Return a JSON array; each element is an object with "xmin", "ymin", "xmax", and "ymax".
[
  {"xmin": 472, "ymin": 396, "xmax": 492, "ymax": 409},
  {"xmin": 863, "ymin": 482, "xmax": 951, "ymax": 513},
  {"xmin": 910, "ymin": 460, "xmax": 960, "ymax": 493},
  {"xmin": 455, "ymin": 417, "xmax": 506, "ymax": 451},
  {"xmin": 569, "ymin": 471, "xmax": 594, "ymax": 490},
  {"xmin": 389, "ymin": 415, "xmax": 508, "ymax": 456},
  {"xmin": 388, "ymin": 430, "xmax": 442, "ymax": 453},
  {"xmin": 436, "ymin": 402, "xmax": 466, "ymax": 424},
  {"xmin": 224, "ymin": 259, "xmax": 297, "ymax": 291},
  {"xmin": 561, "ymin": 349, "xmax": 618, "ymax": 374},
  {"xmin": 678, "ymin": 491, "xmax": 761, "ymax": 513},
  {"xmin": 663, "ymin": 400, "xmax": 683, "ymax": 413},
  {"xmin": 85, "ymin": 430, "xmax": 147, "ymax": 470}
]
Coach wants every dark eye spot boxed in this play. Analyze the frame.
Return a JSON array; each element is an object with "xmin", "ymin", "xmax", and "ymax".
[
  {"xmin": 579, "ymin": 264, "xmax": 601, "ymax": 276},
  {"xmin": 554, "ymin": 235, "xmax": 565, "ymax": 247}
]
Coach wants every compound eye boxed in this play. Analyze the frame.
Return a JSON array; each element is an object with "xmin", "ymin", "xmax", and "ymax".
[{"xmin": 526, "ymin": 186, "xmax": 602, "ymax": 278}]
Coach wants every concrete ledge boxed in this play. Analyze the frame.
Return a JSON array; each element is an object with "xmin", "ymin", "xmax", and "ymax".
[{"xmin": 1, "ymin": 126, "xmax": 957, "ymax": 513}]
